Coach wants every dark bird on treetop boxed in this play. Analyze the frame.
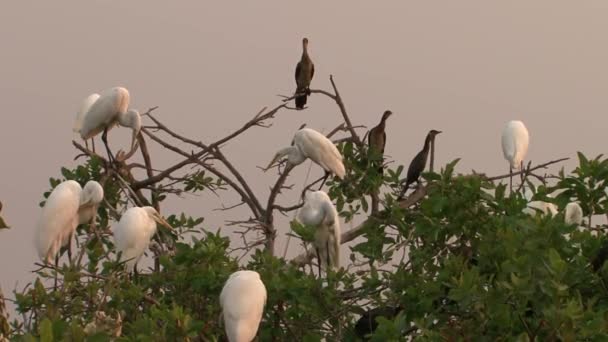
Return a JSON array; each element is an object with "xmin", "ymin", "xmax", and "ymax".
[
  {"xmin": 294, "ymin": 38, "xmax": 315, "ymax": 109},
  {"xmin": 398, "ymin": 129, "xmax": 441, "ymax": 200},
  {"xmin": 367, "ymin": 110, "xmax": 392, "ymax": 175},
  {"xmin": 354, "ymin": 305, "xmax": 404, "ymax": 340}
]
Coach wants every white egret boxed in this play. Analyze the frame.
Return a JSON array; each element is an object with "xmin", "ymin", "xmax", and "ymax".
[
  {"xmin": 523, "ymin": 200, "xmax": 558, "ymax": 217},
  {"xmin": 564, "ymin": 202, "xmax": 583, "ymax": 226},
  {"xmin": 112, "ymin": 206, "xmax": 172, "ymax": 272},
  {"xmin": 265, "ymin": 128, "xmax": 345, "ymax": 188},
  {"xmin": 501, "ymin": 120, "xmax": 529, "ymax": 191},
  {"xmin": 36, "ymin": 180, "xmax": 104, "ymax": 264},
  {"xmin": 220, "ymin": 270, "xmax": 267, "ymax": 342},
  {"xmin": 298, "ymin": 190, "xmax": 341, "ymax": 275},
  {"xmin": 73, "ymin": 92, "xmax": 101, "ymax": 149},
  {"xmin": 73, "ymin": 87, "xmax": 141, "ymax": 163}
]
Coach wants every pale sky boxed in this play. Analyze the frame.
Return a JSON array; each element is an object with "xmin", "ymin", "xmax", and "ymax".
[{"xmin": 2, "ymin": 1, "xmax": 608, "ymax": 312}]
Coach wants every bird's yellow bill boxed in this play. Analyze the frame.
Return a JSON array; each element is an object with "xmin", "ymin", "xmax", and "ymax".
[
  {"xmin": 157, "ymin": 216, "xmax": 173, "ymax": 230},
  {"xmin": 264, "ymin": 155, "xmax": 280, "ymax": 171}
]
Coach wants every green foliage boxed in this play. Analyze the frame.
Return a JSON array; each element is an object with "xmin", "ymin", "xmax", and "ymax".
[{"xmin": 9, "ymin": 152, "xmax": 608, "ymax": 340}]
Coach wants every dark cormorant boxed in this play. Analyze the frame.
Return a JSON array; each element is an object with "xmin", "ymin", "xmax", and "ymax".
[
  {"xmin": 397, "ymin": 129, "xmax": 441, "ymax": 200},
  {"xmin": 368, "ymin": 110, "xmax": 392, "ymax": 175},
  {"xmin": 294, "ymin": 38, "xmax": 315, "ymax": 109}
]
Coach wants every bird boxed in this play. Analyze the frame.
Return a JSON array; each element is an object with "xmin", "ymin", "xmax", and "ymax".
[
  {"xmin": 522, "ymin": 200, "xmax": 558, "ymax": 217},
  {"xmin": 220, "ymin": 270, "xmax": 267, "ymax": 342},
  {"xmin": 354, "ymin": 305, "xmax": 404, "ymax": 340},
  {"xmin": 112, "ymin": 206, "xmax": 172, "ymax": 272},
  {"xmin": 265, "ymin": 128, "xmax": 345, "ymax": 187},
  {"xmin": 35, "ymin": 180, "xmax": 104, "ymax": 264},
  {"xmin": 367, "ymin": 110, "xmax": 392, "ymax": 175},
  {"xmin": 294, "ymin": 37, "xmax": 315, "ymax": 109},
  {"xmin": 298, "ymin": 190, "xmax": 341, "ymax": 276},
  {"xmin": 501, "ymin": 120, "xmax": 529, "ymax": 192},
  {"xmin": 73, "ymin": 92, "xmax": 101, "ymax": 149},
  {"xmin": 397, "ymin": 130, "xmax": 442, "ymax": 200},
  {"xmin": 73, "ymin": 87, "xmax": 141, "ymax": 163},
  {"xmin": 564, "ymin": 202, "xmax": 583, "ymax": 226}
]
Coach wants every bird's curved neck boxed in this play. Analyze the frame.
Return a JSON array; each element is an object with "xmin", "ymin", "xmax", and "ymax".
[
  {"xmin": 423, "ymin": 134, "xmax": 433, "ymax": 151},
  {"xmin": 117, "ymin": 111, "xmax": 130, "ymax": 127},
  {"xmin": 301, "ymin": 44, "xmax": 310, "ymax": 60}
]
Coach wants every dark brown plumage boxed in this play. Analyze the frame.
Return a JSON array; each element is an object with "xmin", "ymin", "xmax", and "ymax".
[
  {"xmin": 367, "ymin": 110, "xmax": 392, "ymax": 175},
  {"xmin": 398, "ymin": 129, "xmax": 441, "ymax": 199},
  {"xmin": 354, "ymin": 305, "xmax": 403, "ymax": 340},
  {"xmin": 294, "ymin": 38, "xmax": 314, "ymax": 109}
]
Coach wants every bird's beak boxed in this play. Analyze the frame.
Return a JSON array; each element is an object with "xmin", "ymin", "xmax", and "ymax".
[
  {"xmin": 264, "ymin": 154, "xmax": 280, "ymax": 172},
  {"xmin": 130, "ymin": 131, "xmax": 140, "ymax": 152},
  {"xmin": 436, "ymin": 131, "xmax": 442, "ymax": 135},
  {"xmin": 156, "ymin": 216, "xmax": 173, "ymax": 230}
]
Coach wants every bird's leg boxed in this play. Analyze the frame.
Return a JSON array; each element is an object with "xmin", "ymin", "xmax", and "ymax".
[
  {"xmin": 101, "ymin": 127, "xmax": 115, "ymax": 166},
  {"xmin": 67, "ymin": 232, "xmax": 73, "ymax": 265},
  {"xmin": 91, "ymin": 138, "xmax": 96, "ymax": 153},
  {"xmin": 509, "ymin": 166, "xmax": 513, "ymax": 194},
  {"xmin": 326, "ymin": 240, "xmax": 331, "ymax": 275},
  {"xmin": 306, "ymin": 87, "xmax": 311, "ymax": 96},
  {"xmin": 54, "ymin": 254, "xmax": 59, "ymax": 290},
  {"xmin": 316, "ymin": 248, "xmax": 322, "ymax": 278},
  {"xmin": 133, "ymin": 264, "xmax": 139, "ymax": 281}
]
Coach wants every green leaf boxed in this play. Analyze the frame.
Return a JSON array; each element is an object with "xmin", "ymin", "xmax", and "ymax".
[{"xmin": 39, "ymin": 318, "xmax": 53, "ymax": 342}]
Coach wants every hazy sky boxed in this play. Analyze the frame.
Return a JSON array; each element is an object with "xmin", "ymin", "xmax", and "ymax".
[{"xmin": 2, "ymin": 1, "xmax": 608, "ymax": 311}]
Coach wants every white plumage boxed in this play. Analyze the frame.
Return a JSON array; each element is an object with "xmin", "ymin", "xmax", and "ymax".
[
  {"xmin": 564, "ymin": 202, "xmax": 583, "ymax": 226},
  {"xmin": 266, "ymin": 128, "xmax": 345, "ymax": 179},
  {"xmin": 523, "ymin": 200, "xmax": 558, "ymax": 217},
  {"xmin": 298, "ymin": 190, "xmax": 341, "ymax": 271},
  {"xmin": 220, "ymin": 270, "xmax": 267, "ymax": 342},
  {"xmin": 73, "ymin": 93, "xmax": 101, "ymax": 134},
  {"xmin": 112, "ymin": 206, "xmax": 171, "ymax": 272},
  {"xmin": 501, "ymin": 120, "xmax": 529, "ymax": 170},
  {"xmin": 35, "ymin": 180, "xmax": 104, "ymax": 263},
  {"xmin": 73, "ymin": 87, "xmax": 141, "ymax": 152}
]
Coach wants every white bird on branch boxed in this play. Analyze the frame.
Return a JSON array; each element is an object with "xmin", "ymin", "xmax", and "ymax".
[
  {"xmin": 501, "ymin": 120, "xmax": 529, "ymax": 192},
  {"xmin": 265, "ymin": 128, "xmax": 345, "ymax": 189},
  {"xmin": 298, "ymin": 190, "xmax": 341, "ymax": 276},
  {"xmin": 220, "ymin": 270, "xmax": 267, "ymax": 342},
  {"xmin": 35, "ymin": 180, "xmax": 104, "ymax": 264},
  {"xmin": 112, "ymin": 206, "xmax": 172, "ymax": 273},
  {"xmin": 73, "ymin": 87, "xmax": 141, "ymax": 163}
]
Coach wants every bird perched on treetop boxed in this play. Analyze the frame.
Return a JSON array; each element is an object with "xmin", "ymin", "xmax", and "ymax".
[
  {"xmin": 367, "ymin": 110, "xmax": 392, "ymax": 175},
  {"xmin": 220, "ymin": 270, "xmax": 267, "ymax": 342},
  {"xmin": 397, "ymin": 130, "xmax": 441, "ymax": 200},
  {"xmin": 298, "ymin": 190, "xmax": 341, "ymax": 276},
  {"xmin": 265, "ymin": 128, "xmax": 345, "ymax": 185},
  {"xmin": 294, "ymin": 38, "xmax": 314, "ymax": 109},
  {"xmin": 35, "ymin": 180, "xmax": 104, "ymax": 264},
  {"xmin": 73, "ymin": 87, "xmax": 142, "ymax": 163},
  {"xmin": 501, "ymin": 120, "xmax": 529, "ymax": 191}
]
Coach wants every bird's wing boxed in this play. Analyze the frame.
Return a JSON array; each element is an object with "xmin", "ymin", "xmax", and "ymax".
[
  {"xmin": 73, "ymin": 93, "xmax": 100, "ymax": 133},
  {"xmin": 295, "ymin": 61, "xmax": 302, "ymax": 85},
  {"xmin": 381, "ymin": 132, "xmax": 386, "ymax": 154},
  {"xmin": 298, "ymin": 129, "xmax": 345, "ymax": 179},
  {"xmin": 310, "ymin": 62, "xmax": 315, "ymax": 81},
  {"xmin": 36, "ymin": 182, "xmax": 81, "ymax": 261}
]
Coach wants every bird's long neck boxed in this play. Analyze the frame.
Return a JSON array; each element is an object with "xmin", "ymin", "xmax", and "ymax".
[
  {"xmin": 301, "ymin": 44, "xmax": 310, "ymax": 61},
  {"xmin": 423, "ymin": 133, "xmax": 433, "ymax": 152},
  {"xmin": 117, "ymin": 111, "xmax": 130, "ymax": 127}
]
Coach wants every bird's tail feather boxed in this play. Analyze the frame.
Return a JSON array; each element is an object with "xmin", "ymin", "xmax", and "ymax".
[{"xmin": 295, "ymin": 94, "xmax": 307, "ymax": 109}]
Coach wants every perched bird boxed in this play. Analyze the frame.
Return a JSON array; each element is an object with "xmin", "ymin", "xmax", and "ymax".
[
  {"xmin": 522, "ymin": 200, "xmax": 558, "ymax": 217},
  {"xmin": 397, "ymin": 130, "xmax": 442, "ymax": 199},
  {"xmin": 564, "ymin": 202, "xmax": 583, "ymax": 226},
  {"xmin": 354, "ymin": 306, "xmax": 404, "ymax": 340},
  {"xmin": 112, "ymin": 206, "xmax": 172, "ymax": 272},
  {"xmin": 298, "ymin": 190, "xmax": 341, "ymax": 275},
  {"xmin": 36, "ymin": 180, "xmax": 104, "ymax": 264},
  {"xmin": 294, "ymin": 38, "xmax": 315, "ymax": 109},
  {"xmin": 220, "ymin": 270, "xmax": 267, "ymax": 342},
  {"xmin": 73, "ymin": 92, "xmax": 101, "ymax": 148},
  {"xmin": 265, "ymin": 128, "xmax": 345, "ymax": 184},
  {"xmin": 73, "ymin": 87, "xmax": 141, "ymax": 163},
  {"xmin": 367, "ymin": 110, "xmax": 392, "ymax": 175},
  {"xmin": 501, "ymin": 120, "xmax": 529, "ymax": 191}
]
